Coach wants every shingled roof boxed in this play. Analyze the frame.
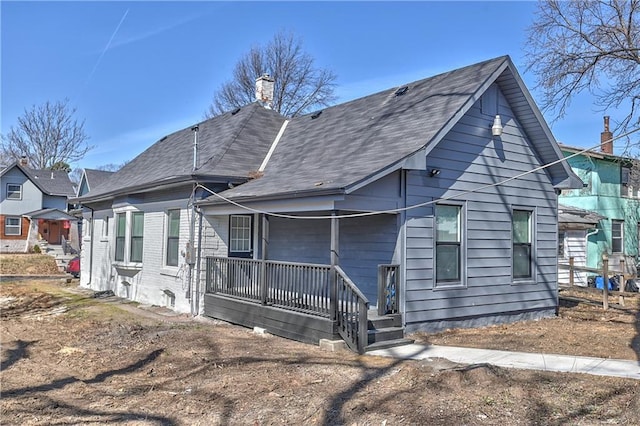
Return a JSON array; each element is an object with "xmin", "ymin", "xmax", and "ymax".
[
  {"xmin": 205, "ymin": 55, "xmax": 580, "ymax": 203},
  {"xmin": 77, "ymin": 102, "xmax": 286, "ymax": 202},
  {"xmin": 0, "ymin": 162, "xmax": 76, "ymax": 197}
]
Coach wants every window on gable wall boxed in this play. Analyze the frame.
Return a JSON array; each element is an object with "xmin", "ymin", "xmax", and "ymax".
[
  {"xmin": 435, "ymin": 204, "xmax": 464, "ymax": 286},
  {"xmin": 612, "ymin": 220, "xmax": 623, "ymax": 253},
  {"xmin": 513, "ymin": 209, "xmax": 533, "ymax": 280},
  {"xmin": 6, "ymin": 184, "xmax": 22, "ymax": 200},
  {"xmin": 166, "ymin": 209, "xmax": 180, "ymax": 267}
]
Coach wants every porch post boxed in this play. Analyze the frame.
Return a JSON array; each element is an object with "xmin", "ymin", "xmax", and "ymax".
[
  {"xmin": 260, "ymin": 214, "xmax": 269, "ymax": 305},
  {"xmin": 330, "ymin": 212, "xmax": 339, "ymax": 321}
]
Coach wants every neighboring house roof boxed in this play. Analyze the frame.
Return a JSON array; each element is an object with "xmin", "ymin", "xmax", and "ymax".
[
  {"xmin": 205, "ymin": 55, "xmax": 581, "ymax": 204},
  {"xmin": 79, "ymin": 169, "xmax": 115, "ymax": 195},
  {"xmin": 24, "ymin": 208, "xmax": 78, "ymax": 221},
  {"xmin": 0, "ymin": 162, "xmax": 76, "ymax": 197},
  {"xmin": 560, "ymin": 143, "xmax": 640, "ymax": 189},
  {"xmin": 77, "ymin": 102, "xmax": 286, "ymax": 202},
  {"xmin": 558, "ymin": 204, "xmax": 605, "ymax": 229}
]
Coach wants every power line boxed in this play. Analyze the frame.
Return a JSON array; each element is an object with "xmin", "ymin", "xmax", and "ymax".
[{"xmin": 194, "ymin": 126, "xmax": 640, "ymax": 220}]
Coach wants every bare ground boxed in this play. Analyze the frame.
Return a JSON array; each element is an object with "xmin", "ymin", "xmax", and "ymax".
[
  {"xmin": 1, "ymin": 278, "xmax": 639, "ymax": 425},
  {"xmin": 1, "ymin": 255, "xmax": 639, "ymax": 425}
]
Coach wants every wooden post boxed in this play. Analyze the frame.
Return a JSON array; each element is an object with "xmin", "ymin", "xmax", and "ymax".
[
  {"xmin": 569, "ymin": 256, "xmax": 574, "ymax": 287},
  {"xmin": 260, "ymin": 214, "xmax": 269, "ymax": 305},
  {"xmin": 619, "ymin": 258, "xmax": 625, "ymax": 293},
  {"xmin": 330, "ymin": 213, "xmax": 339, "ymax": 321},
  {"xmin": 602, "ymin": 254, "xmax": 609, "ymax": 310}
]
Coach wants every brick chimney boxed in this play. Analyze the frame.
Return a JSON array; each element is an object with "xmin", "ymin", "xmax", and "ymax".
[
  {"xmin": 601, "ymin": 116, "xmax": 613, "ymax": 154},
  {"xmin": 19, "ymin": 155, "xmax": 28, "ymax": 167},
  {"xmin": 255, "ymin": 74, "xmax": 274, "ymax": 109}
]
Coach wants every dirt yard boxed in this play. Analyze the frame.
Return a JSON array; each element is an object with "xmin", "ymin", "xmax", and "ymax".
[{"xmin": 1, "ymin": 255, "xmax": 640, "ymax": 425}]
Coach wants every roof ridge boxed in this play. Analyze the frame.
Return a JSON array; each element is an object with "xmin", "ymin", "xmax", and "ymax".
[{"xmin": 197, "ymin": 103, "xmax": 263, "ymax": 172}]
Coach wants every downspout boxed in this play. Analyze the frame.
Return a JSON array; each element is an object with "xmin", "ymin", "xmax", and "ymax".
[
  {"xmin": 188, "ymin": 125, "xmax": 199, "ymax": 316},
  {"xmin": 194, "ymin": 206, "xmax": 204, "ymax": 315},
  {"xmin": 84, "ymin": 205, "xmax": 95, "ymax": 287}
]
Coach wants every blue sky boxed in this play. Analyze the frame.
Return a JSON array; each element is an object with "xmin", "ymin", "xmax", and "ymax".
[{"xmin": 1, "ymin": 1, "xmax": 619, "ymax": 171}]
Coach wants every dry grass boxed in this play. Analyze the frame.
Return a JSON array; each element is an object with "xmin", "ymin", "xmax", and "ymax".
[{"xmin": 0, "ymin": 254, "xmax": 62, "ymax": 276}]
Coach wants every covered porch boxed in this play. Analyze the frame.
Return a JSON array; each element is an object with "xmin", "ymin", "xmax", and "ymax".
[{"xmin": 203, "ymin": 255, "xmax": 400, "ymax": 353}]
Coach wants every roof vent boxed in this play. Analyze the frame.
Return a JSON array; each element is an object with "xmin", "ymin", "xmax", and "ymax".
[
  {"xmin": 395, "ymin": 86, "xmax": 409, "ymax": 96},
  {"xmin": 231, "ymin": 107, "xmax": 241, "ymax": 115},
  {"xmin": 311, "ymin": 110, "xmax": 323, "ymax": 119}
]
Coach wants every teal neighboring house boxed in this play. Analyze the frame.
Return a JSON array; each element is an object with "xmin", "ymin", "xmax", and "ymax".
[{"xmin": 558, "ymin": 117, "xmax": 640, "ymax": 277}]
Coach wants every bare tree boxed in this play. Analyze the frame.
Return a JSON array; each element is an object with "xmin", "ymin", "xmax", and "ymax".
[
  {"xmin": 1, "ymin": 99, "xmax": 92, "ymax": 169},
  {"xmin": 525, "ymin": 0, "xmax": 640, "ymax": 132},
  {"xmin": 205, "ymin": 31, "xmax": 338, "ymax": 118}
]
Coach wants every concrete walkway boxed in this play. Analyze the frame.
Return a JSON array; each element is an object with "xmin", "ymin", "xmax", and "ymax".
[{"xmin": 367, "ymin": 343, "xmax": 640, "ymax": 380}]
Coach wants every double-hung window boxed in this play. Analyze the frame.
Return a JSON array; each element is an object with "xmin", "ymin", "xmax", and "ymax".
[
  {"xmin": 166, "ymin": 209, "xmax": 180, "ymax": 267},
  {"xmin": 612, "ymin": 220, "xmax": 623, "ymax": 253},
  {"xmin": 513, "ymin": 209, "xmax": 533, "ymax": 280},
  {"xmin": 229, "ymin": 215, "xmax": 253, "ymax": 258},
  {"xmin": 114, "ymin": 211, "xmax": 144, "ymax": 263},
  {"xmin": 130, "ymin": 212, "xmax": 144, "ymax": 263},
  {"xmin": 435, "ymin": 204, "xmax": 463, "ymax": 286},
  {"xmin": 115, "ymin": 213, "xmax": 126, "ymax": 262},
  {"xmin": 6, "ymin": 184, "xmax": 22, "ymax": 200},
  {"xmin": 4, "ymin": 217, "xmax": 21, "ymax": 236}
]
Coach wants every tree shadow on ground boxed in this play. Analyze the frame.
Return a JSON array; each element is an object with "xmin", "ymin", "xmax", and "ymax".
[
  {"xmin": 1, "ymin": 340, "xmax": 36, "ymax": 371},
  {"xmin": 2, "ymin": 348, "xmax": 163, "ymax": 397}
]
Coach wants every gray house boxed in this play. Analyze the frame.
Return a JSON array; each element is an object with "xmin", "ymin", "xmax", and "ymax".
[{"xmin": 77, "ymin": 56, "xmax": 581, "ymax": 353}]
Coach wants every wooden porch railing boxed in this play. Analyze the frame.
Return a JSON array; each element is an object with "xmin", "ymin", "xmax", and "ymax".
[
  {"xmin": 334, "ymin": 266, "xmax": 370, "ymax": 354},
  {"xmin": 205, "ymin": 256, "xmax": 371, "ymax": 353},
  {"xmin": 377, "ymin": 264, "xmax": 399, "ymax": 316},
  {"xmin": 205, "ymin": 257, "xmax": 332, "ymax": 317}
]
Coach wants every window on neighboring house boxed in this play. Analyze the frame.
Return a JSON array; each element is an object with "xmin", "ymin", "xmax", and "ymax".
[
  {"xmin": 621, "ymin": 167, "xmax": 631, "ymax": 197},
  {"xmin": 435, "ymin": 204, "xmax": 463, "ymax": 286},
  {"xmin": 4, "ymin": 217, "xmax": 21, "ymax": 235},
  {"xmin": 637, "ymin": 223, "xmax": 640, "ymax": 256},
  {"xmin": 229, "ymin": 215, "xmax": 252, "ymax": 258},
  {"xmin": 166, "ymin": 209, "xmax": 180, "ymax": 266},
  {"xmin": 513, "ymin": 209, "xmax": 533, "ymax": 280},
  {"xmin": 612, "ymin": 220, "xmax": 623, "ymax": 253},
  {"xmin": 115, "ymin": 213, "xmax": 126, "ymax": 262},
  {"xmin": 130, "ymin": 212, "xmax": 144, "ymax": 263},
  {"xmin": 6, "ymin": 184, "xmax": 22, "ymax": 200},
  {"xmin": 558, "ymin": 231, "xmax": 565, "ymax": 258}
]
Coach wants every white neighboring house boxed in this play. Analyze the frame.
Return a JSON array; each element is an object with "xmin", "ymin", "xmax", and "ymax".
[
  {"xmin": 558, "ymin": 204, "xmax": 604, "ymax": 287},
  {"xmin": 74, "ymin": 102, "xmax": 286, "ymax": 313}
]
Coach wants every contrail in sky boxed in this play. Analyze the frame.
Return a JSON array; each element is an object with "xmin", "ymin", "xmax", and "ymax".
[{"xmin": 85, "ymin": 8, "xmax": 130, "ymax": 86}]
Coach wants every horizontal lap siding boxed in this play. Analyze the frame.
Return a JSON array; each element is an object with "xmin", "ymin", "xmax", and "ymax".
[
  {"xmin": 404, "ymin": 99, "xmax": 558, "ymax": 328},
  {"xmin": 340, "ymin": 214, "xmax": 399, "ymax": 305},
  {"xmin": 268, "ymin": 217, "xmax": 331, "ymax": 265}
]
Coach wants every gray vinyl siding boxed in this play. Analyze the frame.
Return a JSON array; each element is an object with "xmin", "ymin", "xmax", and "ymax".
[
  {"xmin": 267, "ymin": 214, "xmax": 398, "ymax": 305},
  {"xmin": 1, "ymin": 167, "xmax": 42, "ymax": 215},
  {"xmin": 404, "ymin": 95, "xmax": 558, "ymax": 331}
]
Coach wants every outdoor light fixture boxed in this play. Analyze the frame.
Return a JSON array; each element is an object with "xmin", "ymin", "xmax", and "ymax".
[
  {"xmin": 429, "ymin": 169, "xmax": 441, "ymax": 177},
  {"xmin": 491, "ymin": 114, "xmax": 503, "ymax": 137}
]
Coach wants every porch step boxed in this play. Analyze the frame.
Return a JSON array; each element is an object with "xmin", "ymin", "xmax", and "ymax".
[
  {"xmin": 365, "ymin": 338, "xmax": 415, "ymax": 352},
  {"xmin": 364, "ymin": 312, "xmax": 413, "ymax": 352}
]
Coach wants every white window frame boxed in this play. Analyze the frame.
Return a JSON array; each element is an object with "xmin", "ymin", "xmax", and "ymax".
[
  {"xmin": 611, "ymin": 220, "xmax": 623, "ymax": 254},
  {"xmin": 4, "ymin": 216, "xmax": 21, "ymax": 236},
  {"xmin": 434, "ymin": 202, "xmax": 466, "ymax": 289},
  {"xmin": 113, "ymin": 209, "xmax": 144, "ymax": 265},
  {"xmin": 229, "ymin": 215, "xmax": 253, "ymax": 258},
  {"xmin": 101, "ymin": 216, "xmax": 110, "ymax": 240},
  {"xmin": 512, "ymin": 207, "xmax": 536, "ymax": 283},
  {"xmin": 6, "ymin": 184, "xmax": 22, "ymax": 200},
  {"xmin": 165, "ymin": 209, "xmax": 181, "ymax": 267}
]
